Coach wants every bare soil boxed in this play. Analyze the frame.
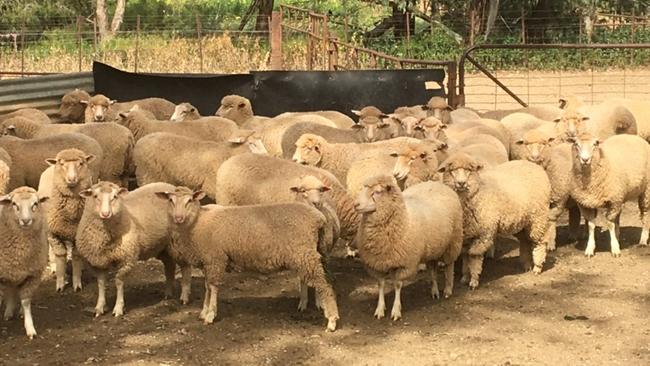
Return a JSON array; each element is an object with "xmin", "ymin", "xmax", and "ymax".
[{"xmin": 1, "ymin": 202, "xmax": 650, "ymax": 366}]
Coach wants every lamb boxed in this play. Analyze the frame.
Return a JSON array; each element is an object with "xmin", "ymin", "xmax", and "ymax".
[
  {"xmin": 83, "ymin": 94, "xmax": 176, "ymax": 123},
  {"xmin": 568, "ymin": 133, "xmax": 650, "ymax": 257},
  {"xmin": 290, "ymin": 175, "xmax": 341, "ymax": 311},
  {"xmin": 555, "ymin": 104, "xmax": 637, "ymax": 141},
  {"xmin": 44, "ymin": 149, "xmax": 96, "ymax": 292},
  {"xmin": 215, "ymin": 153, "xmax": 359, "ymax": 241},
  {"xmin": 480, "ymin": 105, "xmax": 562, "ymax": 121},
  {"xmin": 281, "ymin": 122, "xmax": 365, "ymax": 159},
  {"xmin": 258, "ymin": 114, "xmax": 337, "ymax": 157},
  {"xmin": 170, "ymin": 102, "xmax": 201, "ymax": 121},
  {"xmin": 0, "ymin": 108, "xmax": 50, "ymax": 125},
  {"xmin": 354, "ymin": 176, "xmax": 463, "ymax": 320},
  {"xmin": 155, "ymin": 186, "xmax": 340, "ymax": 331},
  {"xmin": 54, "ymin": 89, "xmax": 91, "ymax": 123},
  {"xmin": 2, "ymin": 118, "xmax": 134, "ymax": 185},
  {"xmin": 76, "ymin": 181, "xmax": 183, "ymax": 317},
  {"xmin": 0, "ymin": 133, "xmax": 103, "ymax": 191},
  {"xmin": 0, "ymin": 147, "xmax": 11, "ymax": 195},
  {"xmin": 514, "ymin": 129, "xmax": 581, "ymax": 250},
  {"xmin": 0, "ymin": 187, "xmax": 49, "ymax": 339},
  {"xmin": 439, "ymin": 154, "xmax": 551, "ymax": 289},
  {"xmin": 501, "ymin": 112, "xmax": 561, "ymax": 159},
  {"xmin": 134, "ymin": 131, "xmax": 267, "ymax": 200},
  {"xmin": 215, "ymin": 94, "xmax": 270, "ymax": 129},
  {"xmin": 117, "ymin": 106, "xmax": 238, "ymax": 143},
  {"xmin": 292, "ymin": 134, "xmax": 420, "ymax": 184}
]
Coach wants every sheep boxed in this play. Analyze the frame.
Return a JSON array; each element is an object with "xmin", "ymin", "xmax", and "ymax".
[
  {"xmin": 117, "ymin": 106, "xmax": 238, "ymax": 143},
  {"xmin": 277, "ymin": 111, "xmax": 355, "ymax": 129},
  {"xmin": 2, "ymin": 118, "xmax": 134, "ymax": 185},
  {"xmin": 421, "ymin": 96, "xmax": 453, "ymax": 124},
  {"xmin": 76, "ymin": 181, "xmax": 183, "ymax": 317},
  {"xmin": 82, "ymin": 94, "xmax": 176, "ymax": 123},
  {"xmin": 416, "ymin": 116, "xmax": 510, "ymax": 153},
  {"xmin": 0, "ymin": 108, "xmax": 50, "ymax": 125},
  {"xmin": 568, "ymin": 133, "xmax": 650, "ymax": 257},
  {"xmin": 450, "ymin": 108, "xmax": 482, "ymax": 123},
  {"xmin": 606, "ymin": 98, "xmax": 650, "ymax": 142},
  {"xmin": 354, "ymin": 176, "xmax": 463, "ymax": 320},
  {"xmin": 259, "ymin": 114, "xmax": 337, "ymax": 157},
  {"xmin": 514, "ymin": 129, "xmax": 582, "ymax": 250},
  {"xmin": 155, "ymin": 186, "xmax": 340, "ymax": 331},
  {"xmin": 290, "ymin": 175, "xmax": 340, "ymax": 311},
  {"xmin": 292, "ymin": 134, "xmax": 420, "ymax": 184},
  {"xmin": 0, "ymin": 187, "xmax": 49, "ymax": 339},
  {"xmin": 0, "ymin": 133, "xmax": 103, "ymax": 191},
  {"xmin": 54, "ymin": 89, "xmax": 91, "ymax": 123},
  {"xmin": 281, "ymin": 122, "xmax": 366, "ymax": 159},
  {"xmin": 351, "ymin": 107, "xmax": 399, "ymax": 142},
  {"xmin": 555, "ymin": 104, "xmax": 637, "ymax": 141},
  {"xmin": 170, "ymin": 102, "xmax": 201, "ymax": 121},
  {"xmin": 501, "ymin": 112, "xmax": 562, "ymax": 159},
  {"xmin": 480, "ymin": 105, "xmax": 562, "ymax": 121},
  {"xmin": 439, "ymin": 154, "xmax": 551, "ymax": 289},
  {"xmin": 215, "ymin": 94, "xmax": 270, "ymax": 129},
  {"xmin": 44, "ymin": 149, "xmax": 96, "ymax": 292},
  {"xmin": 0, "ymin": 147, "xmax": 11, "ymax": 195},
  {"xmin": 134, "ymin": 131, "xmax": 267, "ymax": 200},
  {"xmin": 215, "ymin": 153, "xmax": 359, "ymax": 241}
]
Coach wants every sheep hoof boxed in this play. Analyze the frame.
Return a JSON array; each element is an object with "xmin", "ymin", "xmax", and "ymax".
[
  {"xmin": 26, "ymin": 331, "xmax": 36, "ymax": 340},
  {"xmin": 584, "ymin": 250, "xmax": 595, "ymax": 258},
  {"xmin": 611, "ymin": 251, "xmax": 621, "ymax": 258},
  {"xmin": 203, "ymin": 311, "xmax": 215, "ymax": 324},
  {"xmin": 345, "ymin": 249, "xmax": 358, "ymax": 258},
  {"xmin": 469, "ymin": 279, "xmax": 479, "ymax": 290},
  {"xmin": 390, "ymin": 310, "xmax": 402, "ymax": 322},
  {"xmin": 532, "ymin": 266, "xmax": 543, "ymax": 275},
  {"xmin": 373, "ymin": 308, "xmax": 385, "ymax": 320},
  {"xmin": 56, "ymin": 285, "xmax": 65, "ymax": 293},
  {"xmin": 326, "ymin": 318, "xmax": 337, "ymax": 332},
  {"xmin": 431, "ymin": 290, "xmax": 440, "ymax": 300},
  {"xmin": 3, "ymin": 314, "xmax": 13, "ymax": 321},
  {"xmin": 443, "ymin": 289, "xmax": 453, "ymax": 299},
  {"xmin": 73, "ymin": 284, "xmax": 82, "ymax": 292},
  {"xmin": 639, "ymin": 242, "xmax": 649, "ymax": 247},
  {"xmin": 297, "ymin": 301, "xmax": 307, "ymax": 312},
  {"xmin": 112, "ymin": 307, "xmax": 124, "ymax": 317},
  {"xmin": 94, "ymin": 308, "xmax": 104, "ymax": 318},
  {"xmin": 180, "ymin": 297, "xmax": 190, "ymax": 306}
]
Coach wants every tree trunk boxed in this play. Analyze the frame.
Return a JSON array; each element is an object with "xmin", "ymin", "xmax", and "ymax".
[
  {"xmin": 96, "ymin": 0, "xmax": 127, "ymax": 42},
  {"xmin": 254, "ymin": 0, "xmax": 274, "ymax": 33},
  {"xmin": 96, "ymin": 0, "xmax": 109, "ymax": 41},
  {"xmin": 110, "ymin": 0, "xmax": 126, "ymax": 34}
]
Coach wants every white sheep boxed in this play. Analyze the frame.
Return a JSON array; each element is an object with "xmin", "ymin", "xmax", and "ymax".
[
  {"xmin": 556, "ymin": 103, "xmax": 637, "ymax": 141},
  {"xmin": 82, "ymin": 94, "xmax": 176, "ymax": 122},
  {"xmin": 0, "ymin": 187, "xmax": 49, "ymax": 339},
  {"xmin": 215, "ymin": 95, "xmax": 270, "ymax": 129},
  {"xmin": 354, "ymin": 176, "xmax": 463, "ymax": 320}
]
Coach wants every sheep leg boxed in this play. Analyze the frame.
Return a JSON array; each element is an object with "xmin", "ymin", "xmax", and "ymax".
[
  {"xmin": 429, "ymin": 262, "xmax": 440, "ymax": 300},
  {"xmin": 460, "ymin": 253, "xmax": 470, "ymax": 285},
  {"xmin": 297, "ymin": 279, "xmax": 309, "ymax": 312},
  {"xmin": 390, "ymin": 280, "xmax": 403, "ymax": 321},
  {"xmin": 48, "ymin": 246, "xmax": 57, "ymax": 276},
  {"xmin": 71, "ymin": 246, "xmax": 84, "ymax": 292},
  {"xmin": 3, "ymin": 287, "xmax": 17, "ymax": 321},
  {"xmin": 17, "ymin": 278, "xmax": 39, "ymax": 340},
  {"xmin": 546, "ymin": 221, "xmax": 557, "ymax": 252},
  {"xmin": 443, "ymin": 260, "xmax": 454, "ymax": 299},
  {"xmin": 517, "ymin": 234, "xmax": 534, "ymax": 272},
  {"xmin": 204, "ymin": 284, "xmax": 219, "ymax": 325},
  {"xmin": 567, "ymin": 204, "xmax": 582, "ymax": 242},
  {"xmin": 95, "ymin": 270, "xmax": 107, "ymax": 317},
  {"xmin": 485, "ymin": 245, "xmax": 496, "ymax": 259},
  {"xmin": 157, "ymin": 252, "xmax": 176, "ymax": 299},
  {"xmin": 605, "ymin": 207, "xmax": 622, "ymax": 258},
  {"xmin": 112, "ymin": 263, "xmax": 134, "ymax": 317},
  {"xmin": 202, "ymin": 262, "xmax": 225, "ymax": 324},
  {"xmin": 199, "ymin": 279, "xmax": 210, "ymax": 320},
  {"xmin": 179, "ymin": 264, "xmax": 192, "ymax": 305},
  {"xmin": 467, "ymin": 255, "xmax": 484, "ymax": 290},
  {"xmin": 638, "ymin": 192, "xmax": 650, "ymax": 246},
  {"xmin": 580, "ymin": 207, "xmax": 598, "ymax": 257},
  {"xmin": 50, "ymin": 236, "xmax": 67, "ymax": 292},
  {"xmin": 301, "ymin": 257, "xmax": 339, "ymax": 331},
  {"xmin": 374, "ymin": 278, "xmax": 386, "ymax": 319}
]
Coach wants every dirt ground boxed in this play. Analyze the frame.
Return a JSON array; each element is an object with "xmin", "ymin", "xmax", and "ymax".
[{"xmin": 1, "ymin": 201, "xmax": 649, "ymax": 366}]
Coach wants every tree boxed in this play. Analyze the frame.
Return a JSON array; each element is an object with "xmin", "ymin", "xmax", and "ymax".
[
  {"xmin": 239, "ymin": 0, "xmax": 274, "ymax": 33},
  {"xmin": 96, "ymin": 0, "xmax": 126, "ymax": 42}
]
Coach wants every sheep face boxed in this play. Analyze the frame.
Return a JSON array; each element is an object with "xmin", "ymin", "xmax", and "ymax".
[
  {"xmin": 170, "ymin": 103, "xmax": 199, "ymax": 122},
  {"xmin": 0, "ymin": 187, "xmax": 48, "ymax": 228},
  {"xmin": 439, "ymin": 155, "xmax": 483, "ymax": 195},
  {"xmin": 293, "ymin": 134, "xmax": 324, "ymax": 165},
  {"xmin": 154, "ymin": 187, "xmax": 205, "ymax": 225},
  {"xmin": 290, "ymin": 176, "xmax": 330, "ymax": 207},
  {"xmin": 391, "ymin": 144, "xmax": 438, "ymax": 184},
  {"xmin": 46, "ymin": 150, "xmax": 95, "ymax": 187},
  {"xmin": 555, "ymin": 111, "xmax": 590, "ymax": 138},
  {"xmin": 216, "ymin": 95, "xmax": 252, "ymax": 123},
  {"xmin": 422, "ymin": 97, "xmax": 452, "ymax": 124},
  {"xmin": 392, "ymin": 115, "xmax": 422, "ymax": 137},
  {"xmin": 228, "ymin": 130, "xmax": 268, "ymax": 154},
  {"xmin": 58, "ymin": 89, "xmax": 90, "ymax": 122},
  {"xmin": 82, "ymin": 95, "xmax": 116, "ymax": 122},
  {"xmin": 515, "ymin": 131, "xmax": 555, "ymax": 164},
  {"xmin": 416, "ymin": 117, "xmax": 446, "ymax": 140},
  {"xmin": 1, "ymin": 124, "xmax": 16, "ymax": 136},
  {"xmin": 80, "ymin": 182, "xmax": 127, "ymax": 220},
  {"xmin": 354, "ymin": 176, "xmax": 397, "ymax": 214},
  {"xmin": 351, "ymin": 117, "xmax": 392, "ymax": 142},
  {"xmin": 569, "ymin": 134, "xmax": 601, "ymax": 167}
]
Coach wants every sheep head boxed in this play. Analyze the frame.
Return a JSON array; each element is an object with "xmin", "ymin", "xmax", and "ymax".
[
  {"xmin": 0, "ymin": 187, "xmax": 48, "ymax": 228},
  {"xmin": 391, "ymin": 143, "xmax": 438, "ymax": 185},
  {"xmin": 438, "ymin": 153, "xmax": 483, "ymax": 195},
  {"xmin": 228, "ymin": 129, "xmax": 268, "ymax": 155},
  {"xmin": 567, "ymin": 133, "xmax": 601, "ymax": 167},
  {"xmin": 354, "ymin": 175, "xmax": 399, "ymax": 214},
  {"xmin": 293, "ymin": 134, "xmax": 326, "ymax": 166},
  {"xmin": 290, "ymin": 175, "xmax": 331, "ymax": 207},
  {"xmin": 514, "ymin": 129, "xmax": 556, "ymax": 164},
  {"xmin": 155, "ymin": 186, "xmax": 205, "ymax": 225},
  {"xmin": 421, "ymin": 96, "xmax": 453, "ymax": 124},
  {"xmin": 391, "ymin": 114, "xmax": 423, "ymax": 137},
  {"xmin": 554, "ymin": 110, "xmax": 590, "ymax": 139},
  {"xmin": 82, "ymin": 94, "xmax": 116, "ymax": 122},
  {"xmin": 416, "ymin": 116, "xmax": 447, "ymax": 141},
  {"xmin": 58, "ymin": 89, "xmax": 90, "ymax": 122},
  {"xmin": 216, "ymin": 95, "xmax": 253, "ymax": 124},
  {"xmin": 46, "ymin": 148, "xmax": 95, "ymax": 188},
  {"xmin": 79, "ymin": 181, "xmax": 128, "ymax": 220},
  {"xmin": 351, "ymin": 106, "xmax": 392, "ymax": 142},
  {"xmin": 171, "ymin": 103, "xmax": 200, "ymax": 122}
]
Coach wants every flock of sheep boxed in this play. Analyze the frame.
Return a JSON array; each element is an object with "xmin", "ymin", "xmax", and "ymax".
[{"xmin": 1, "ymin": 87, "xmax": 649, "ymax": 339}]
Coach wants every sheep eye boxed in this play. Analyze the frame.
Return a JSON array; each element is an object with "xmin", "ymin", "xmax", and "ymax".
[{"xmin": 32, "ymin": 202, "xmax": 38, "ymax": 211}]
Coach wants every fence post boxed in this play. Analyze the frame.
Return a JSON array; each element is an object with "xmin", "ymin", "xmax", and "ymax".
[
  {"xmin": 77, "ymin": 16, "xmax": 83, "ymax": 72},
  {"xmin": 135, "ymin": 15, "xmax": 140, "ymax": 73},
  {"xmin": 447, "ymin": 61, "xmax": 458, "ymax": 107},
  {"xmin": 322, "ymin": 16, "xmax": 329, "ymax": 70},
  {"xmin": 20, "ymin": 26, "xmax": 25, "ymax": 77},
  {"xmin": 329, "ymin": 39, "xmax": 338, "ymax": 70},
  {"xmin": 307, "ymin": 15, "xmax": 314, "ymax": 70},
  {"xmin": 405, "ymin": 12, "xmax": 411, "ymax": 57},
  {"xmin": 269, "ymin": 11, "xmax": 283, "ymax": 70},
  {"xmin": 520, "ymin": 7, "xmax": 526, "ymax": 43},
  {"xmin": 195, "ymin": 14, "xmax": 203, "ymax": 73},
  {"xmin": 93, "ymin": 15, "xmax": 98, "ymax": 58}
]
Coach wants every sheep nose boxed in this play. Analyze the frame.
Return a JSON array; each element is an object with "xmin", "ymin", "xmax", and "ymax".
[
  {"xmin": 174, "ymin": 215, "xmax": 185, "ymax": 224},
  {"xmin": 455, "ymin": 181, "xmax": 467, "ymax": 190},
  {"xmin": 99, "ymin": 211, "xmax": 111, "ymax": 219},
  {"xmin": 95, "ymin": 115, "xmax": 104, "ymax": 121},
  {"xmin": 19, "ymin": 218, "xmax": 32, "ymax": 226}
]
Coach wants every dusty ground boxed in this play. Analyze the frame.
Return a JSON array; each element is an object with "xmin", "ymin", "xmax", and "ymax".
[{"xmin": 1, "ymin": 202, "xmax": 649, "ymax": 366}]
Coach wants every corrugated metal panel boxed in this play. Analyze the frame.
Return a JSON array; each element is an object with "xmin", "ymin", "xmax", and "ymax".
[{"xmin": 0, "ymin": 72, "xmax": 94, "ymax": 116}]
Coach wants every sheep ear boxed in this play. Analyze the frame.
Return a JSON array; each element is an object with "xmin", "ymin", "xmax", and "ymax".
[
  {"xmin": 446, "ymin": 105, "xmax": 454, "ymax": 111},
  {"xmin": 581, "ymin": 116, "xmax": 590, "ymax": 121},
  {"xmin": 117, "ymin": 188, "xmax": 128, "ymax": 196},
  {"xmin": 379, "ymin": 113, "xmax": 389, "ymax": 119},
  {"xmin": 547, "ymin": 137, "xmax": 556, "ymax": 143},
  {"xmin": 289, "ymin": 186, "xmax": 300, "ymax": 193},
  {"xmin": 351, "ymin": 110, "xmax": 361, "ymax": 116},
  {"xmin": 109, "ymin": 100, "xmax": 117, "ymax": 105},
  {"xmin": 0, "ymin": 195, "xmax": 11, "ymax": 206},
  {"xmin": 440, "ymin": 124, "xmax": 448, "ymax": 129},
  {"xmin": 80, "ymin": 100, "xmax": 89, "ymax": 105},
  {"xmin": 515, "ymin": 139, "xmax": 525, "ymax": 145},
  {"xmin": 38, "ymin": 196, "xmax": 49, "ymax": 204},
  {"xmin": 118, "ymin": 112, "xmax": 128, "ymax": 119},
  {"xmin": 389, "ymin": 151, "xmax": 399, "ymax": 157},
  {"xmin": 228, "ymin": 136, "xmax": 245, "ymax": 144},
  {"xmin": 154, "ymin": 191, "xmax": 171, "ymax": 200},
  {"xmin": 192, "ymin": 191, "xmax": 206, "ymax": 201},
  {"xmin": 190, "ymin": 107, "xmax": 196, "ymax": 113},
  {"xmin": 79, "ymin": 189, "xmax": 93, "ymax": 198},
  {"xmin": 594, "ymin": 139, "xmax": 601, "ymax": 146},
  {"xmin": 320, "ymin": 186, "xmax": 331, "ymax": 192},
  {"xmin": 437, "ymin": 165, "xmax": 447, "ymax": 173},
  {"xmin": 351, "ymin": 124, "xmax": 364, "ymax": 130},
  {"xmin": 85, "ymin": 154, "xmax": 96, "ymax": 164},
  {"xmin": 552, "ymin": 117, "xmax": 561, "ymax": 123},
  {"xmin": 45, "ymin": 158, "xmax": 57, "ymax": 166},
  {"xmin": 420, "ymin": 105, "xmax": 430, "ymax": 111},
  {"xmin": 566, "ymin": 136, "xmax": 577, "ymax": 144}
]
